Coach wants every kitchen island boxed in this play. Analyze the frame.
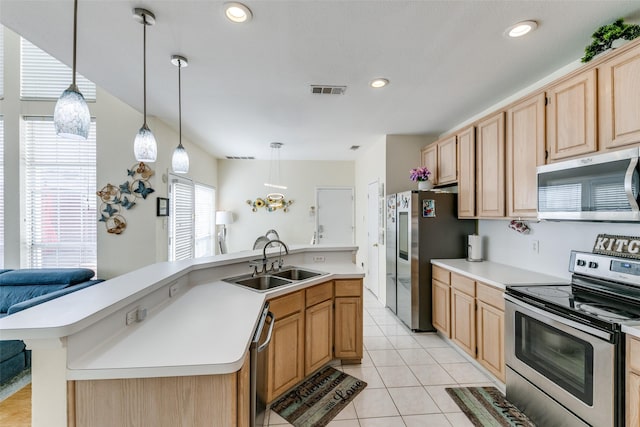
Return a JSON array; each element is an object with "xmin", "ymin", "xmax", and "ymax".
[{"xmin": 0, "ymin": 245, "xmax": 363, "ymax": 427}]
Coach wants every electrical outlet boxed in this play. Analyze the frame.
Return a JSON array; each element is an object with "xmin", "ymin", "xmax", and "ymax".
[
  {"xmin": 532, "ymin": 239, "xmax": 539, "ymax": 254},
  {"xmin": 126, "ymin": 307, "xmax": 138, "ymax": 325},
  {"xmin": 169, "ymin": 282, "xmax": 179, "ymax": 297},
  {"xmin": 313, "ymin": 256, "xmax": 325, "ymax": 263}
]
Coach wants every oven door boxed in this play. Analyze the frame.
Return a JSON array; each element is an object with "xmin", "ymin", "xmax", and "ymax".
[{"xmin": 505, "ymin": 296, "xmax": 616, "ymax": 427}]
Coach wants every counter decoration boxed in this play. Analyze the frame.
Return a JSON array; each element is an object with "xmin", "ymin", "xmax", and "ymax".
[
  {"xmin": 409, "ymin": 166, "xmax": 433, "ymax": 191},
  {"xmin": 96, "ymin": 162, "xmax": 155, "ymax": 234},
  {"xmin": 247, "ymin": 196, "xmax": 293, "ymax": 212},
  {"xmin": 593, "ymin": 234, "xmax": 640, "ymax": 259},
  {"xmin": 581, "ymin": 18, "xmax": 640, "ymax": 62}
]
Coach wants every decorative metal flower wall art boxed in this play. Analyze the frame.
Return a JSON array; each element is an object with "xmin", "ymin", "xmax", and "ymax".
[
  {"xmin": 96, "ymin": 162, "xmax": 155, "ymax": 234},
  {"xmin": 247, "ymin": 196, "xmax": 293, "ymax": 212}
]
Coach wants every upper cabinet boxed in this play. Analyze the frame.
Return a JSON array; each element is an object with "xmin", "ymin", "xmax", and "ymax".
[
  {"xmin": 546, "ymin": 69, "xmax": 598, "ymax": 161},
  {"xmin": 476, "ymin": 112, "xmax": 505, "ymax": 217},
  {"xmin": 457, "ymin": 127, "xmax": 475, "ymax": 218},
  {"xmin": 506, "ymin": 93, "xmax": 546, "ymax": 218},
  {"xmin": 437, "ymin": 136, "xmax": 457, "ymax": 185},
  {"xmin": 598, "ymin": 46, "xmax": 640, "ymax": 150},
  {"xmin": 421, "ymin": 144, "xmax": 438, "ymax": 185}
]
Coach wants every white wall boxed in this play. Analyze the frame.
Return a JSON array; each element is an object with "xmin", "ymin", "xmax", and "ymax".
[
  {"xmin": 385, "ymin": 134, "xmax": 436, "ymax": 195},
  {"xmin": 217, "ymin": 159, "xmax": 354, "ymax": 253}
]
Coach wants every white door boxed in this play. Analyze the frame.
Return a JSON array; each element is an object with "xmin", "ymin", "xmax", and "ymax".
[
  {"xmin": 316, "ymin": 187, "xmax": 354, "ymax": 244},
  {"xmin": 367, "ymin": 181, "xmax": 380, "ymax": 297}
]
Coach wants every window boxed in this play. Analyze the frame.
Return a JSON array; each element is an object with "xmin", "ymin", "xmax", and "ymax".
[
  {"xmin": 23, "ymin": 117, "xmax": 97, "ymax": 271},
  {"xmin": 20, "ymin": 37, "xmax": 96, "ymax": 100},
  {"xmin": 194, "ymin": 184, "xmax": 216, "ymax": 258},
  {"xmin": 0, "ymin": 118, "xmax": 4, "ymax": 268},
  {"xmin": 0, "ymin": 27, "xmax": 4, "ymax": 99}
]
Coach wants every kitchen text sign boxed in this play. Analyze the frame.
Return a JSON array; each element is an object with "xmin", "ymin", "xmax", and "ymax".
[{"xmin": 593, "ymin": 234, "xmax": 640, "ymax": 259}]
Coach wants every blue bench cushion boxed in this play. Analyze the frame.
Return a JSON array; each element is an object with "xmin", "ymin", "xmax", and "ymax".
[
  {"xmin": 0, "ymin": 284, "xmax": 68, "ymax": 312},
  {"xmin": 0, "ymin": 268, "xmax": 94, "ymax": 286},
  {"xmin": 0, "ymin": 340, "xmax": 26, "ymax": 363}
]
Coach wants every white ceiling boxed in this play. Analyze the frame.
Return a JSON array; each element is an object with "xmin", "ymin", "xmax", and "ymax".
[{"xmin": 2, "ymin": 1, "xmax": 640, "ymax": 160}]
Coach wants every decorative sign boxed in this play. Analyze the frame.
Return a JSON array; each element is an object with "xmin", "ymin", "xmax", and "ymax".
[
  {"xmin": 593, "ymin": 234, "xmax": 640, "ymax": 259},
  {"xmin": 423, "ymin": 199, "xmax": 435, "ymax": 218}
]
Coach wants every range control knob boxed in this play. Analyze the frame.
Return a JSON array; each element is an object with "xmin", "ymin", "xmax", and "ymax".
[
  {"xmin": 588, "ymin": 261, "xmax": 598, "ymax": 269},
  {"xmin": 577, "ymin": 259, "xmax": 586, "ymax": 267}
]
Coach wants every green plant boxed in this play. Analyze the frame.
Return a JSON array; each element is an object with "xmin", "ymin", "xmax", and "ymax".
[{"xmin": 582, "ymin": 18, "xmax": 640, "ymax": 63}]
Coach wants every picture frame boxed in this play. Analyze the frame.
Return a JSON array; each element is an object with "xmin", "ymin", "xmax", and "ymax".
[{"xmin": 156, "ymin": 197, "xmax": 169, "ymax": 217}]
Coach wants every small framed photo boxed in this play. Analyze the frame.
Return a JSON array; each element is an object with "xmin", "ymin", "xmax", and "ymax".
[
  {"xmin": 423, "ymin": 199, "xmax": 436, "ymax": 218},
  {"xmin": 156, "ymin": 197, "xmax": 169, "ymax": 217}
]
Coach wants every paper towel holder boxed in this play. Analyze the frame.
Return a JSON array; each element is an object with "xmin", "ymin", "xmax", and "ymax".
[{"xmin": 467, "ymin": 234, "xmax": 483, "ymax": 262}]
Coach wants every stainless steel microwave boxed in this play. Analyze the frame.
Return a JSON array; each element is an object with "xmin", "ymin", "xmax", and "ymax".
[{"xmin": 537, "ymin": 147, "xmax": 640, "ymax": 221}]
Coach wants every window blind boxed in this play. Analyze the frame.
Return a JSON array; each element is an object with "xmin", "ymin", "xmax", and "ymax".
[
  {"xmin": 0, "ymin": 118, "xmax": 4, "ymax": 268},
  {"xmin": 20, "ymin": 37, "xmax": 96, "ymax": 101},
  {"xmin": 24, "ymin": 117, "xmax": 97, "ymax": 271},
  {"xmin": 194, "ymin": 184, "xmax": 215, "ymax": 258},
  {"xmin": 169, "ymin": 175, "xmax": 194, "ymax": 261}
]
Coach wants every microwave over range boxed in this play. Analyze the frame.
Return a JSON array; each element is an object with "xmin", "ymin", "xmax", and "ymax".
[{"xmin": 537, "ymin": 147, "xmax": 640, "ymax": 221}]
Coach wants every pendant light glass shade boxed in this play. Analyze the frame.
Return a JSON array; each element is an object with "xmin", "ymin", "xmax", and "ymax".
[
  {"xmin": 171, "ymin": 55, "xmax": 189, "ymax": 174},
  {"xmin": 54, "ymin": 0, "xmax": 90, "ymax": 140},
  {"xmin": 133, "ymin": 8, "xmax": 157, "ymax": 162}
]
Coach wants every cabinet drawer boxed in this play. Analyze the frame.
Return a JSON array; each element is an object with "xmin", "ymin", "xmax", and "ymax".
[
  {"xmin": 306, "ymin": 281, "xmax": 333, "ymax": 307},
  {"xmin": 451, "ymin": 273, "xmax": 475, "ymax": 296},
  {"xmin": 629, "ymin": 335, "xmax": 640, "ymax": 374},
  {"xmin": 269, "ymin": 290, "xmax": 304, "ymax": 319},
  {"xmin": 476, "ymin": 282, "xmax": 504, "ymax": 311},
  {"xmin": 432, "ymin": 265, "xmax": 450, "ymax": 285},
  {"xmin": 335, "ymin": 279, "xmax": 362, "ymax": 297}
]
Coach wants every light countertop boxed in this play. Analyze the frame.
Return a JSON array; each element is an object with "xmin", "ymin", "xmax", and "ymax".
[
  {"xmin": 431, "ymin": 258, "xmax": 566, "ymax": 290},
  {"xmin": 622, "ymin": 324, "xmax": 640, "ymax": 339}
]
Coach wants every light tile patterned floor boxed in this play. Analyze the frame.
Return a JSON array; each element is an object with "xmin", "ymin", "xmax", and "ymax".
[{"xmin": 266, "ymin": 289, "xmax": 502, "ymax": 426}]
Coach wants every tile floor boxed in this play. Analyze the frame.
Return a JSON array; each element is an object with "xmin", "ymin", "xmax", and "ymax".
[{"xmin": 265, "ymin": 289, "xmax": 503, "ymax": 426}]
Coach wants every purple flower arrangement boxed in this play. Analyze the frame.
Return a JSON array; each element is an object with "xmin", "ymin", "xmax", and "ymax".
[{"xmin": 409, "ymin": 167, "xmax": 431, "ymax": 182}]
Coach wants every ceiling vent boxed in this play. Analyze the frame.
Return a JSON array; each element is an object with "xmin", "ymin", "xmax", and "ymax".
[
  {"xmin": 226, "ymin": 156, "xmax": 255, "ymax": 160},
  {"xmin": 310, "ymin": 85, "xmax": 346, "ymax": 95}
]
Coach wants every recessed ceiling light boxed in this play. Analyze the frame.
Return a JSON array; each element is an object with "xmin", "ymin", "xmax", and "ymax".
[
  {"xmin": 224, "ymin": 2, "xmax": 252, "ymax": 23},
  {"xmin": 370, "ymin": 78, "xmax": 389, "ymax": 88},
  {"xmin": 506, "ymin": 20, "xmax": 538, "ymax": 38}
]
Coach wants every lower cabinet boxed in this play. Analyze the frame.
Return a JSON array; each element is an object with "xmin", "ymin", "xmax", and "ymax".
[
  {"xmin": 627, "ymin": 335, "xmax": 640, "ymax": 427},
  {"xmin": 69, "ymin": 351, "xmax": 250, "ymax": 427},
  {"xmin": 476, "ymin": 282, "xmax": 506, "ymax": 382},
  {"xmin": 305, "ymin": 283, "xmax": 334, "ymax": 375},
  {"xmin": 451, "ymin": 273, "xmax": 476, "ymax": 357},
  {"xmin": 334, "ymin": 279, "xmax": 363, "ymax": 361}
]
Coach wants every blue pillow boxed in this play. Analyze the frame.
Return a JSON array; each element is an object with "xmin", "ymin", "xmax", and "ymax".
[{"xmin": 0, "ymin": 268, "xmax": 95, "ymax": 286}]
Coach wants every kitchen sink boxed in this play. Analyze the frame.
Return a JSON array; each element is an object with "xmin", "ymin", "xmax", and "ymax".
[{"xmin": 223, "ymin": 267, "xmax": 327, "ymax": 292}]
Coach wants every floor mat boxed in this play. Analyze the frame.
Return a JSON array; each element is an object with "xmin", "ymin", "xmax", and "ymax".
[{"xmin": 446, "ymin": 386, "xmax": 536, "ymax": 427}]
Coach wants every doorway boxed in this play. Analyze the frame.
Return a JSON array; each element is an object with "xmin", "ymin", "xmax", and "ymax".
[
  {"xmin": 315, "ymin": 187, "xmax": 354, "ymax": 244},
  {"xmin": 367, "ymin": 181, "xmax": 380, "ymax": 297}
]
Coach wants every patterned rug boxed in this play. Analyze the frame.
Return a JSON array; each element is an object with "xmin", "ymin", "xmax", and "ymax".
[
  {"xmin": 271, "ymin": 366, "xmax": 367, "ymax": 427},
  {"xmin": 446, "ymin": 386, "xmax": 537, "ymax": 427}
]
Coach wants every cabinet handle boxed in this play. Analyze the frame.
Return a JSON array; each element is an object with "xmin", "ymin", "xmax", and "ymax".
[{"xmin": 257, "ymin": 311, "xmax": 275, "ymax": 352}]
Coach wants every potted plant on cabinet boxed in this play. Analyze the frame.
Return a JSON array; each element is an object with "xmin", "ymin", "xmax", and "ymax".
[
  {"xmin": 581, "ymin": 18, "xmax": 640, "ymax": 63},
  {"xmin": 410, "ymin": 167, "xmax": 433, "ymax": 190}
]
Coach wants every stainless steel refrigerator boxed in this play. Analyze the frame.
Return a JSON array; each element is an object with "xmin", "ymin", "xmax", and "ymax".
[
  {"xmin": 385, "ymin": 194, "xmax": 397, "ymax": 314},
  {"xmin": 393, "ymin": 190, "xmax": 475, "ymax": 331}
]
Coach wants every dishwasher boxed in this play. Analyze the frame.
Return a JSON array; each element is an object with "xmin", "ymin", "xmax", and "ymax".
[{"xmin": 250, "ymin": 303, "xmax": 274, "ymax": 427}]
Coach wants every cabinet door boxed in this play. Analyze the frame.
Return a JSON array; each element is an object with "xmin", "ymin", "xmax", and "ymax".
[
  {"xmin": 305, "ymin": 299, "xmax": 333, "ymax": 375},
  {"xmin": 547, "ymin": 69, "xmax": 597, "ymax": 161},
  {"xmin": 267, "ymin": 312, "xmax": 304, "ymax": 401},
  {"xmin": 432, "ymin": 279, "xmax": 450, "ymax": 338},
  {"xmin": 476, "ymin": 112, "xmax": 505, "ymax": 217},
  {"xmin": 451, "ymin": 288, "xmax": 476, "ymax": 357},
  {"xmin": 476, "ymin": 301, "xmax": 505, "ymax": 382},
  {"xmin": 457, "ymin": 127, "xmax": 475, "ymax": 218},
  {"xmin": 334, "ymin": 297, "xmax": 363, "ymax": 360},
  {"xmin": 629, "ymin": 372, "xmax": 640, "ymax": 427},
  {"xmin": 421, "ymin": 144, "xmax": 438, "ymax": 185},
  {"xmin": 599, "ymin": 45, "xmax": 640, "ymax": 150},
  {"xmin": 438, "ymin": 136, "xmax": 457, "ymax": 184},
  {"xmin": 506, "ymin": 93, "xmax": 546, "ymax": 218}
]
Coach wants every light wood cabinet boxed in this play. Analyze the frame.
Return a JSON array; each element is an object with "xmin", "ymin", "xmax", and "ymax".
[
  {"xmin": 476, "ymin": 112, "xmax": 505, "ymax": 217},
  {"xmin": 451, "ymin": 273, "xmax": 476, "ymax": 357},
  {"xmin": 432, "ymin": 265, "xmax": 451, "ymax": 337},
  {"xmin": 599, "ymin": 44, "xmax": 640, "ymax": 151},
  {"xmin": 437, "ymin": 135, "xmax": 457, "ymax": 184},
  {"xmin": 457, "ymin": 126, "xmax": 476, "ymax": 218},
  {"xmin": 476, "ymin": 283, "xmax": 505, "ymax": 382},
  {"xmin": 627, "ymin": 335, "xmax": 640, "ymax": 427},
  {"xmin": 334, "ymin": 279, "xmax": 363, "ymax": 361},
  {"xmin": 305, "ymin": 299, "xmax": 333, "ymax": 375},
  {"xmin": 505, "ymin": 93, "xmax": 546, "ymax": 218},
  {"xmin": 546, "ymin": 69, "xmax": 598, "ymax": 161},
  {"xmin": 421, "ymin": 144, "xmax": 438, "ymax": 185}
]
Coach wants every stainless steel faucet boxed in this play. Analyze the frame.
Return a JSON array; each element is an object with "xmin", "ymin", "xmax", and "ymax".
[{"xmin": 250, "ymin": 239, "xmax": 289, "ymax": 276}]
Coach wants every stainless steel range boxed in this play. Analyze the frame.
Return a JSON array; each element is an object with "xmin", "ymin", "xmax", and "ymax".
[{"xmin": 505, "ymin": 250, "xmax": 640, "ymax": 427}]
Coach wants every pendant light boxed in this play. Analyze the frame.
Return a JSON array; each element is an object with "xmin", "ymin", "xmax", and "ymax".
[
  {"xmin": 264, "ymin": 142, "xmax": 287, "ymax": 201},
  {"xmin": 53, "ymin": 0, "xmax": 91, "ymax": 140},
  {"xmin": 133, "ymin": 8, "xmax": 157, "ymax": 162},
  {"xmin": 171, "ymin": 55, "xmax": 189, "ymax": 174}
]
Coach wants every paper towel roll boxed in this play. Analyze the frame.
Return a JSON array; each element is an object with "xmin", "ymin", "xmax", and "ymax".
[{"xmin": 467, "ymin": 234, "xmax": 483, "ymax": 262}]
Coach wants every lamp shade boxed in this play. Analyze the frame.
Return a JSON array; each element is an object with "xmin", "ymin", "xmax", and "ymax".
[
  {"xmin": 172, "ymin": 144, "xmax": 189, "ymax": 174},
  {"xmin": 215, "ymin": 211, "xmax": 234, "ymax": 225},
  {"xmin": 54, "ymin": 84, "xmax": 91, "ymax": 140},
  {"xmin": 133, "ymin": 123, "xmax": 157, "ymax": 162}
]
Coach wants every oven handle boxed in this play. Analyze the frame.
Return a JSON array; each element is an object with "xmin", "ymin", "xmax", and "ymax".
[
  {"xmin": 504, "ymin": 294, "xmax": 612, "ymax": 341},
  {"xmin": 624, "ymin": 156, "xmax": 639, "ymax": 211}
]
